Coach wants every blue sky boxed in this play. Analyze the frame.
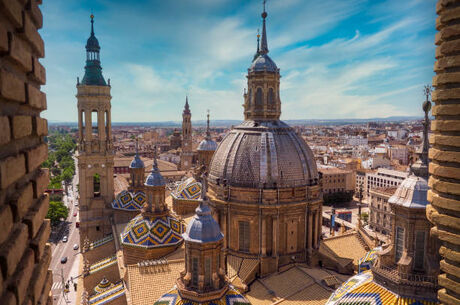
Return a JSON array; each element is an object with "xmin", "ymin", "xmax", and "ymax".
[{"xmin": 40, "ymin": 0, "xmax": 436, "ymax": 122}]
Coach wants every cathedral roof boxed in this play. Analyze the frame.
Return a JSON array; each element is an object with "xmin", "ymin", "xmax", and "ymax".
[
  {"xmin": 208, "ymin": 120, "xmax": 318, "ymax": 188},
  {"xmin": 93, "ymin": 278, "xmax": 113, "ymax": 294},
  {"xmin": 81, "ymin": 15, "xmax": 107, "ymax": 86},
  {"xmin": 121, "ymin": 214, "xmax": 184, "ymax": 249},
  {"xmin": 358, "ymin": 247, "xmax": 380, "ymax": 274},
  {"xmin": 388, "ymin": 174, "xmax": 429, "ymax": 209},
  {"xmin": 88, "ymin": 281, "xmax": 126, "ymax": 305},
  {"xmin": 153, "ymin": 286, "xmax": 251, "ymax": 305},
  {"xmin": 111, "ymin": 190, "xmax": 146, "ymax": 211},
  {"xmin": 145, "ymin": 156, "xmax": 165, "ymax": 187},
  {"xmin": 325, "ymin": 271, "xmax": 438, "ymax": 305},
  {"xmin": 172, "ymin": 177, "xmax": 202, "ymax": 201}
]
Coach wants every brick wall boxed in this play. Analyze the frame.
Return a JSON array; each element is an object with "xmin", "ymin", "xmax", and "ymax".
[
  {"xmin": 0, "ymin": 1, "xmax": 51, "ymax": 304},
  {"xmin": 427, "ymin": 1, "xmax": 460, "ymax": 304}
]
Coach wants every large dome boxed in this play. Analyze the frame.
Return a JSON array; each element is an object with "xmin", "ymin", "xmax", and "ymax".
[{"xmin": 208, "ymin": 120, "xmax": 318, "ymax": 188}]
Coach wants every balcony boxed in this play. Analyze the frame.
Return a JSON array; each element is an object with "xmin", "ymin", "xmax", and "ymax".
[{"xmin": 372, "ymin": 264, "xmax": 437, "ymax": 288}]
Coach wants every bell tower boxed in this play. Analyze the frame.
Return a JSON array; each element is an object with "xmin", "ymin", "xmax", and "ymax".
[
  {"xmin": 180, "ymin": 96, "xmax": 193, "ymax": 170},
  {"xmin": 77, "ymin": 15, "xmax": 114, "ymax": 242}
]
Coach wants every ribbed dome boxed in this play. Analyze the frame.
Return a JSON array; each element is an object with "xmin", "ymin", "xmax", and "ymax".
[
  {"xmin": 130, "ymin": 154, "xmax": 144, "ymax": 169},
  {"xmin": 183, "ymin": 202, "xmax": 223, "ymax": 243},
  {"xmin": 197, "ymin": 138, "xmax": 218, "ymax": 151},
  {"xmin": 249, "ymin": 54, "xmax": 278, "ymax": 73},
  {"xmin": 388, "ymin": 174, "xmax": 428, "ymax": 208},
  {"xmin": 208, "ymin": 120, "xmax": 318, "ymax": 188}
]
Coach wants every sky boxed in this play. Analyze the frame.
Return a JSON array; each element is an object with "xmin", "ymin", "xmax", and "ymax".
[{"xmin": 40, "ymin": 0, "xmax": 437, "ymax": 122}]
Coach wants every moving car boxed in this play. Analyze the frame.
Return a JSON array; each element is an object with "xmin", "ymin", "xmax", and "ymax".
[
  {"xmin": 60, "ymin": 257, "xmax": 67, "ymax": 264},
  {"xmin": 73, "ymin": 244, "xmax": 79, "ymax": 250},
  {"xmin": 62, "ymin": 236, "xmax": 68, "ymax": 242},
  {"xmin": 73, "ymin": 212, "xmax": 77, "ymax": 217}
]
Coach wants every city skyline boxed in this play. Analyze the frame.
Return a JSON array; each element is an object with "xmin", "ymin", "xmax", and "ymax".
[{"xmin": 42, "ymin": 0, "xmax": 435, "ymax": 122}]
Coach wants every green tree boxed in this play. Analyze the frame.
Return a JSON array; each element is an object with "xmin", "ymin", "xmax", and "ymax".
[
  {"xmin": 62, "ymin": 167, "xmax": 74, "ymax": 185},
  {"xmin": 46, "ymin": 201, "xmax": 69, "ymax": 226},
  {"xmin": 361, "ymin": 212, "xmax": 369, "ymax": 225}
]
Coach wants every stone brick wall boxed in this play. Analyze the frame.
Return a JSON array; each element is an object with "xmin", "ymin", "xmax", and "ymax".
[
  {"xmin": 0, "ymin": 0, "xmax": 51, "ymax": 304},
  {"xmin": 426, "ymin": 1, "xmax": 460, "ymax": 304}
]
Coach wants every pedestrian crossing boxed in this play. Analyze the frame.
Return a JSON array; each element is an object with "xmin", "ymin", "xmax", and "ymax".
[{"xmin": 52, "ymin": 281, "xmax": 64, "ymax": 290}]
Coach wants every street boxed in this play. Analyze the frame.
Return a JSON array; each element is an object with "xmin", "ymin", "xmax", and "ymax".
[{"xmin": 50, "ymin": 158, "xmax": 81, "ymax": 305}]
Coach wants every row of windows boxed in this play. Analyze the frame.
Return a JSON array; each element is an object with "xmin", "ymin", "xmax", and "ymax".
[
  {"xmin": 248, "ymin": 88, "xmax": 277, "ymax": 109},
  {"xmin": 395, "ymin": 227, "xmax": 425, "ymax": 270}
]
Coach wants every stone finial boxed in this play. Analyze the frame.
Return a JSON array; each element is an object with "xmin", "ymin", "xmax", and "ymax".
[
  {"xmin": 83, "ymin": 259, "xmax": 90, "ymax": 275},
  {"xmin": 83, "ymin": 236, "xmax": 90, "ymax": 252},
  {"xmin": 81, "ymin": 290, "xmax": 89, "ymax": 305}
]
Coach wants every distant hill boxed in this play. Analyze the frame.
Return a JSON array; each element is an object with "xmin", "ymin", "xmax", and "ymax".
[{"xmin": 48, "ymin": 116, "xmax": 427, "ymax": 128}]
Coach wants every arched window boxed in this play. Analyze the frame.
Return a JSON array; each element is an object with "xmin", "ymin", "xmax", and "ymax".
[
  {"xmin": 93, "ymin": 173, "xmax": 101, "ymax": 197},
  {"xmin": 395, "ymin": 226, "xmax": 404, "ymax": 262},
  {"xmin": 192, "ymin": 257, "xmax": 199, "ymax": 286},
  {"xmin": 268, "ymin": 88, "xmax": 275, "ymax": 109},
  {"xmin": 414, "ymin": 231, "xmax": 425, "ymax": 270},
  {"xmin": 205, "ymin": 258, "xmax": 211, "ymax": 286},
  {"xmin": 92, "ymin": 111, "xmax": 98, "ymax": 138},
  {"xmin": 255, "ymin": 88, "xmax": 263, "ymax": 106}
]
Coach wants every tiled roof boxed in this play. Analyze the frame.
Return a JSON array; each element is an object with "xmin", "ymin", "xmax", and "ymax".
[
  {"xmin": 321, "ymin": 232, "xmax": 368, "ymax": 266},
  {"xmin": 325, "ymin": 271, "xmax": 438, "ymax": 305},
  {"xmin": 89, "ymin": 256, "xmax": 117, "ymax": 274},
  {"xmin": 172, "ymin": 177, "xmax": 201, "ymax": 201},
  {"xmin": 111, "ymin": 190, "xmax": 146, "ymax": 211},
  {"xmin": 89, "ymin": 281, "xmax": 126, "ymax": 305},
  {"xmin": 153, "ymin": 286, "xmax": 251, "ymax": 305},
  {"xmin": 88, "ymin": 235, "xmax": 114, "ymax": 251}
]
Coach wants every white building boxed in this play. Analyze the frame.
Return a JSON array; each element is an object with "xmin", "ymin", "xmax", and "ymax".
[{"xmin": 365, "ymin": 168, "xmax": 409, "ymax": 198}]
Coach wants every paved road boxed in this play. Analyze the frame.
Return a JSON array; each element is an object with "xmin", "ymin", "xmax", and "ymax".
[{"xmin": 51, "ymin": 158, "xmax": 81, "ymax": 305}]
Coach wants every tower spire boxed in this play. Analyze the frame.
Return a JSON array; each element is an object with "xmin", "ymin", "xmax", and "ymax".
[
  {"xmin": 410, "ymin": 85, "xmax": 431, "ymax": 178},
  {"xmin": 253, "ymin": 29, "xmax": 260, "ymax": 60},
  {"xmin": 206, "ymin": 110, "xmax": 211, "ymax": 139},
  {"xmin": 90, "ymin": 14, "xmax": 95, "ymax": 36},
  {"xmin": 260, "ymin": 0, "xmax": 269, "ymax": 55}
]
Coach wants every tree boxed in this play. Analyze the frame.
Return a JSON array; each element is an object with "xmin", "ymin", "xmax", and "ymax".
[
  {"xmin": 361, "ymin": 212, "xmax": 369, "ymax": 225},
  {"xmin": 46, "ymin": 201, "xmax": 69, "ymax": 226},
  {"xmin": 62, "ymin": 167, "xmax": 74, "ymax": 185}
]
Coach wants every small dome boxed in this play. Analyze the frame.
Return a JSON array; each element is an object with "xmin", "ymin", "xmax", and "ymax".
[
  {"xmin": 172, "ymin": 177, "xmax": 201, "ymax": 200},
  {"xmin": 145, "ymin": 162, "xmax": 165, "ymax": 187},
  {"xmin": 388, "ymin": 174, "xmax": 428, "ymax": 208},
  {"xmin": 249, "ymin": 54, "xmax": 278, "ymax": 73},
  {"xmin": 130, "ymin": 154, "xmax": 144, "ymax": 169},
  {"xmin": 121, "ymin": 214, "xmax": 184, "ymax": 248},
  {"xmin": 183, "ymin": 202, "xmax": 223, "ymax": 243},
  {"xmin": 111, "ymin": 190, "xmax": 146, "ymax": 211},
  {"xmin": 86, "ymin": 34, "xmax": 100, "ymax": 52},
  {"xmin": 94, "ymin": 277, "xmax": 113, "ymax": 294},
  {"xmin": 197, "ymin": 138, "xmax": 218, "ymax": 151}
]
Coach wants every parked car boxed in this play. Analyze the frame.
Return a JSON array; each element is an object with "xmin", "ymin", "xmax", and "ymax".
[
  {"xmin": 62, "ymin": 236, "xmax": 68, "ymax": 242},
  {"xmin": 60, "ymin": 257, "xmax": 67, "ymax": 264},
  {"xmin": 73, "ymin": 212, "xmax": 77, "ymax": 217},
  {"xmin": 73, "ymin": 244, "xmax": 79, "ymax": 250}
]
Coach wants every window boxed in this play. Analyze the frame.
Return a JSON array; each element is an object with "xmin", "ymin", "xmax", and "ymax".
[
  {"xmin": 192, "ymin": 257, "xmax": 199, "ymax": 286},
  {"xmin": 205, "ymin": 258, "xmax": 211, "ymax": 286},
  {"xmin": 248, "ymin": 88, "xmax": 252, "ymax": 107},
  {"xmin": 395, "ymin": 226, "xmax": 404, "ymax": 262},
  {"xmin": 92, "ymin": 111, "xmax": 98, "ymax": 136},
  {"xmin": 239, "ymin": 221, "xmax": 250, "ymax": 252},
  {"xmin": 255, "ymin": 88, "xmax": 263, "ymax": 106},
  {"xmin": 93, "ymin": 173, "xmax": 101, "ymax": 197},
  {"xmin": 414, "ymin": 231, "xmax": 425, "ymax": 270}
]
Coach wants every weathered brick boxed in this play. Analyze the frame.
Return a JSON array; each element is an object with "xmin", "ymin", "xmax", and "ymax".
[
  {"xmin": 38, "ymin": 269, "xmax": 53, "ymax": 305},
  {"xmin": 0, "ymin": 116, "xmax": 11, "ymax": 145},
  {"xmin": 34, "ymin": 117, "xmax": 47, "ymax": 136},
  {"xmin": 9, "ymin": 35, "xmax": 33, "ymax": 72},
  {"xmin": 27, "ymin": 84, "xmax": 46, "ymax": 110},
  {"xmin": 22, "ymin": 13, "xmax": 44, "ymax": 58},
  {"xmin": 12, "ymin": 182, "xmax": 33, "ymax": 220},
  {"xmin": 26, "ymin": 143, "xmax": 47, "ymax": 172},
  {"xmin": 0, "ymin": 68, "xmax": 26, "ymax": 103},
  {"xmin": 0, "ymin": 153, "xmax": 26, "ymax": 189},
  {"xmin": 28, "ymin": 243, "xmax": 50, "ymax": 304},
  {"xmin": 0, "ymin": 223, "xmax": 28, "ymax": 277},
  {"xmin": 26, "ymin": 0, "xmax": 43, "ymax": 29},
  {"xmin": 30, "ymin": 57, "xmax": 46, "ymax": 85},
  {"xmin": 12, "ymin": 115, "xmax": 32, "ymax": 139},
  {"xmin": 34, "ymin": 168, "xmax": 49, "ymax": 198},
  {"xmin": 0, "ymin": 0, "xmax": 23, "ymax": 28},
  {"xmin": 0, "ymin": 21, "xmax": 8, "ymax": 52},
  {"xmin": 0, "ymin": 205, "xmax": 13, "ymax": 245},
  {"xmin": 30, "ymin": 219, "xmax": 50, "ymax": 262},
  {"xmin": 1, "ymin": 291, "xmax": 16, "ymax": 305},
  {"xmin": 9, "ymin": 248, "xmax": 34, "ymax": 305},
  {"xmin": 23, "ymin": 194, "xmax": 49, "ymax": 239}
]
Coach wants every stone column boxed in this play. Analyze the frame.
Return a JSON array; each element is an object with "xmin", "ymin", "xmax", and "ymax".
[
  {"xmin": 313, "ymin": 210, "xmax": 319, "ymax": 249},
  {"xmin": 221, "ymin": 210, "xmax": 228, "ymax": 249},
  {"xmin": 78, "ymin": 110, "xmax": 83, "ymax": 140},
  {"xmin": 307, "ymin": 210, "xmax": 313, "ymax": 252},
  {"xmin": 85, "ymin": 110, "xmax": 92, "ymax": 142},
  {"xmin": 98, "ymin": 110, "xmax": 106, "ymax": 141},
  {"xmin": 261, "ymin": 216, "xmax": 267, "ymax": 256},
  {"xmin": 273, "ymin": 215, "xmax": 278, "ymax": 256}
]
